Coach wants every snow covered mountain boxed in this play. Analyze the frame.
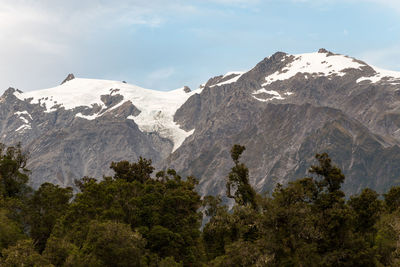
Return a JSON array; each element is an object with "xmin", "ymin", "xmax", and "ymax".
[
  {"xmin": 13, "ymin": 78, "xmax": 201, "ymax": 151},
  {"xmin": 2, "ymin": 49, "xmax": 400, "ymax": 196}
]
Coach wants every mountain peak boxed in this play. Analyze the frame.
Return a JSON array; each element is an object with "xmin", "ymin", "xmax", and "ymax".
[
  {"xmin": 318, "ymin": 48, "xmax": 329, "ymax": 53},
  {"xmin": 61, "ymin": 74, "xmax": 75, "ymax": 85},
  {"xmin": 318, "ymin": 48, "xmax": 336, "ymax": 56},
  {"xmin": 2, "ymin": 87, "xmax": 23, "ymax": 98},
  {"xmin": 260, "ymin": 51, "xmax": 366, "ymax": 86},
  {"xmin": 270, "ymin": 51, "xmax": 288, "ymax": 61}
]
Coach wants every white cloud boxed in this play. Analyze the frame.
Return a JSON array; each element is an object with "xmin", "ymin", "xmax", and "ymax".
[
  {"xmin": 0, "ymin": 0, "xmax": 198, "ymax": 92},
  {"xmin": 0, "ymin": 0, "xmax": 198, "ymax": 54}
]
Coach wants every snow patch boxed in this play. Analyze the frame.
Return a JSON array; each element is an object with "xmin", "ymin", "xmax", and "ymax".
[
  {"xmin": 14, "ymin": 111, "xmax": 32, "ymax": 120},
  {"xmin": 19, "ymin": 116, "xmax": 29, "ymax": 124},
  {"xmin": 76, "ymin": 98, "xmax": 129, "ymax": 121},
  {"xmin": 14, "ymin": 111, "xmax": 32, "ymax": 126},
  {"xmin": 356, "ymin": 66, "xmax": 400, "ymax": 84},
  {"xmin": 75, "ymin": 113, "xmax": 98, "ymax": 120},
  {"xmin": 252, "ymin": 88, "xmax": 286, "ymax": 102},
  {"xmin": 210, "ymin": 71, "xmax": 245, "ymax": 87},
  {"xmin": 16, "ymin": 124, "xmax": 31, "ymax": 132},
  {"xmin": 263, "ymin": 52, "xmax": 365, "ymax": 86}
]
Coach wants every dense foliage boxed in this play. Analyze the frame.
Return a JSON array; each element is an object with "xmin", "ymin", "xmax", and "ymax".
[{"xmin": 0, "ymin": 143, "xmax": 399, "ymax": 266}]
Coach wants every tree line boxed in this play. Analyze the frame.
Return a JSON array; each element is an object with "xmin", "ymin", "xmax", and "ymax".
[{"xmin": 0, "ymin": 143, "xmax": 399, "ymax": 266}]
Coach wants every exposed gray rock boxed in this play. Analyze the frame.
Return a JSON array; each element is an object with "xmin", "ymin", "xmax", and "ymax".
[{"xmin": 61, "ymin": 74, "xmax": 75, "ymax": 84}]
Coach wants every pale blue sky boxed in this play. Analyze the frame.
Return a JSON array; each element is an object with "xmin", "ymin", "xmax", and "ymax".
[{"xmin": 0, "ymin": 0, "xmax": 399, "ymax": 92}]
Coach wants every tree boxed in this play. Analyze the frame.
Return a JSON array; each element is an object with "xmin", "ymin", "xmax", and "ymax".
[
  {"xmin": 226, "ymin": 145, "xmax": 257, "ymax": 209},
  {"xmin": 28, "ymin": 183, "xmax": 73, "ymax": 252},
  {"xmin": 209, "ymin": 240, "xmax": 272, "ymax": 267},
  {"xmin": 52, "ymin": 158, "xmax": 203, "ymax": 266},
  {"xmin": 159, "ymin": 256, "xmax": 183, "ymax": 267},
  {"xmin": 0, "ymin": 143, "xmax": 30, "ymax": 199},
  {"xmin": 0, "ymin": 239, "xmax": 53, "ymax": 267},
  {"xmin": 309, "ymin": 153, "xmax": 379, "ymax": 266},
  {"xmin": 263, "ymin": 178, "xmax": 320, "ymax": 266},
  {"xmin": 66, "ymin": 221, "xmax": 146, "ymax": 267},
  {"xmin": 348, "ymin": 188, "xmax": 382, "ymax": 233},
  {"xmin": 43, "ymin": 235, "xmax": 78, "ymax": 267},
  {"xmin": 110, "ymin": 157, "xmax": 154, "ymax": 183},
  {"xmin": 384, "ymin": 186, "xmax": 400, "ymax": 213},
  {"xmin": 375, "ymin": 211, "xmax": 400, "ymax": 266},
  {"xmin": 202, "ymin": 204, "xmax": 237, "ymax": 261},
  {"xmin": 309, "ymin": 153, "xmax": 345, "ymax": 194},
  {"xmin": 0, "ymin": 208, "xmax": 26, "ymax": 253}
]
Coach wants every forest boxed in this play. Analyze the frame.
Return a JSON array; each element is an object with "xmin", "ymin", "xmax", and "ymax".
[{"xmin": 0, "ymin": 143, "xmax": 399, "ymax": 266}]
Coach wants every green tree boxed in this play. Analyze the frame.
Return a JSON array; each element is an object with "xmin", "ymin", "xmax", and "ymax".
[
  {"xmin": 384, "ymin": 186, "xmax": 400, "ymax": 213},
  {"xmin": 158, "ymin": 256, "xmax": 183, "ymax": 267},
  {"xmin": 0, "ymin": 143, "xmax": 30, "ymax": 199},
  {"xmin": 375, "ymin": 211, "xmax": 400, "ymax": 266},
  {"xmin": 308, "ymin": 153, "xmax": 383, "ymax": 266},
  {"xmin": 0, "ymin": 208, "xmax": 26, "ymax": 253},
  {"xmin": 0, "ymin": 239, "xmax": 53, "ymax": 267},
  {"xmin": 0, "ymin": 143, "xmax": 32, "ymax": 247},
  {"xmin": 28, "ymin": 183, "xmax": 73, "ymax": 252},
  {"xmin": 226, "ymin": 145, "xmax": 257, "ymax": 209},
  {"xmin": 209, "ymin": 240, "xmax": 272, "ymax": 267},
  {"xmin": 43, "ymin": 235, "xmax": 78, "ymax": 267},
  {"xmin": 110, "ymin": 157, "xmax": 154, "ymax": 183},
  {"xmin": 348, "ymin": 188, "xmax": 382, "ymax": 234},
  {"xmin": 309, "ymin": 153, "xmax": 345, "ymax": 194},
  {"xmin": 66, "ymin": 221, "xmax": 146, "ymax": 267},
  {"xmin": 52, "ymin": 158, "xmax": 203, "ymax": 266},
  {"xmin": 261, "ymin": 178, "xmax": 320, "ymax": 266},
  {"xmin": 202, "ymin": 196, "xmax": 236, "ymax": 261}
]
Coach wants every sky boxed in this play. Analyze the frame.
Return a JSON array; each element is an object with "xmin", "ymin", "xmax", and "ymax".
[{"xmin": 0, "ymin": 0, "xmax": 399, "ymax": 92}]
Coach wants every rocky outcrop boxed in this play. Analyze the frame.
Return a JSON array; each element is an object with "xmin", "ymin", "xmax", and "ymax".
[{"xmin": 61, "ymin": 74, "xmax": 75, "ymax": 84}]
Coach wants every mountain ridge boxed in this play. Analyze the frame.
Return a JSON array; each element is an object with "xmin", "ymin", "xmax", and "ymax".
[{"xmin": 2, "ymin": 49, "xmax": 400, "ymax": 196}]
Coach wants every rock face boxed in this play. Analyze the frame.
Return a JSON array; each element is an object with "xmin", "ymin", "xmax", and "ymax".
[
  {"xmin": 61, "ymin": 74, "xmax": 75, "ymax": 85},
  {"xmin": 1, "ymin": 49, "xmax": 400, "ymax": 196}
]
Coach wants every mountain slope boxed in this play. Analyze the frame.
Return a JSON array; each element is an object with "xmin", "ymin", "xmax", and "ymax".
[
  {"xmin": 1, "ymin": 49, "xmax": 400, "ymax": 196},
  {"xmin": 171, "ymin": 49, "xmax": 400, "ymax": 195},
  {"xmin": 0, "ymin": 79, "xmax": 200, "ymax": 187}
]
